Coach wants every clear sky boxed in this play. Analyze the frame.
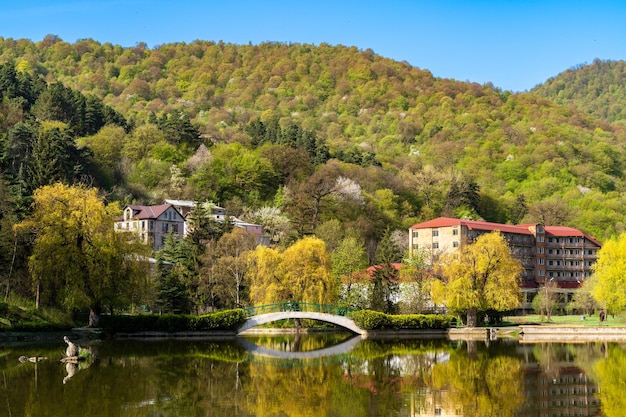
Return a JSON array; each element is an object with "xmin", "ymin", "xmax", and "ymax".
[{"xmin": 1, "ymin": 0, "xmax": 625, "ymax": 92}]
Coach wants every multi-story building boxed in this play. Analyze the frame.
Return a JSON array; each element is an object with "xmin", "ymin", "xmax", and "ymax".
[
  {"xmin": 409, "ymin": 217, "xmax": 601, "ymax": 310},
  {"xmin": 114, "ymin": 204, "xmax": 185, "ymax": 251},
  {"xmin": 118, "ymin": 200, "xmax": 269, "ymax": 248},
  {"xmin": 165, "ymin": 199, "xmax": 268, "ymax": 245}
]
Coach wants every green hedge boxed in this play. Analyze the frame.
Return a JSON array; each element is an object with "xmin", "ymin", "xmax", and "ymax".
[
  {"xmin": 99, "ymin": 309, "xmax": 247, "ymax": 333},
  {"xmin": 349, "ymin": 310, "xmax": 455, "ymax": 330}
]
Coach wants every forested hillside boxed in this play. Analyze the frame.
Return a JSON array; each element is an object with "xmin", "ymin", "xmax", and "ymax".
[
  {"xmin": 1, "ymin": 35, "xmax": 626, "ymax": 246},
  {"xmin": 532, "ymin": 59, "xmax": 626, "ymax": 125}
]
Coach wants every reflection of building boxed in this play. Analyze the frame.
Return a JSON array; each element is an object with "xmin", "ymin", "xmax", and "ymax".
[
  {"xmin": 409, "ymin": 217, "xmax": 601, "ymax": 310},
  {"xmin": 518, "ymin": 365, "xmax": 600, "ymax": 417},
  {"xmin": 410, "ymin": 390, "xmax": 462, "ymax": 417}
]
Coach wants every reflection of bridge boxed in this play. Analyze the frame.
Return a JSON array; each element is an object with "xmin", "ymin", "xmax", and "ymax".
[
  {"xmin": 238, "ymin": 335, "xmax": 362, "ymax": 360},
  {"xmin": 238, "ymin": 302, "xmax": 365, "ymax": 335}
]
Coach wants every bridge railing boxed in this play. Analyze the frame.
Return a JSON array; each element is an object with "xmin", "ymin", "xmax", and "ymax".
[{"xmin": 243, "ymin": 302, "xmax": 353, "ymax": 317}]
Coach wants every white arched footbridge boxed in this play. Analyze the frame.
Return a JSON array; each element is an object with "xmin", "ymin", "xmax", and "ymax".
[{"xmin": 238, "ymin": 302, "xmax": 365, "ymax": 335}]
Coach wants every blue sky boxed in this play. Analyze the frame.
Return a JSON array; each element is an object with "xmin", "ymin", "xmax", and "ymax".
[{"xmin": 1, "ymin": 1, "xmax": 625, "ymax": 92}]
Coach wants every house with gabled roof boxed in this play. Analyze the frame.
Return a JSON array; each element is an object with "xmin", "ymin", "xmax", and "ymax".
[
  {"xmin": 114, "ymin": 203, "xmax": 185, "ymax": 250},
  {"xmin": 409, "ymin": 217, "xmax": 601, "ymax": 311}
]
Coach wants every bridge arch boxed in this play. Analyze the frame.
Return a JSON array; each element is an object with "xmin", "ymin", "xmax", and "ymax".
[{"xmin": 237, "ymin": 311, "xmax": 365, "ymax": 335}]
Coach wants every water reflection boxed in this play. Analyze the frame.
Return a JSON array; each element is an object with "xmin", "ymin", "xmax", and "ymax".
[
  {"xmin": 239, "ymin": 334, "xmax": 362, "ymax": 359},
  {"xmin": 0, "ymin": 336, "xmax": 617, "ymax": 417}
]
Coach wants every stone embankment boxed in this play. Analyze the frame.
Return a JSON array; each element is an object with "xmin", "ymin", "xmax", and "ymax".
[{"xmin": 519, "ymin": 325, "xmax": 626, "ymax": 342}]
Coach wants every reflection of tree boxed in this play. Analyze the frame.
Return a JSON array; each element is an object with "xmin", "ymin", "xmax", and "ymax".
[
  {"xmin": 532, "ymin": 343, "xmax": 564, "ymax": 381},
  {"xmin": 244, "ymin": 363, "xmax": 338, "ymax": 417},
  {"xmin": 431, "ymin": 349, "xmax": 525, "ymax": 417},
  {"xmin": 593, "ymin": 345, "xmax": 626, "ymax": 417}
]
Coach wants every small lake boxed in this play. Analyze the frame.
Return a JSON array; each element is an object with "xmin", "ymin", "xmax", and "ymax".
[{"xmin": 1, "ymin": 333, "xmax": 621, "ymax": 417}]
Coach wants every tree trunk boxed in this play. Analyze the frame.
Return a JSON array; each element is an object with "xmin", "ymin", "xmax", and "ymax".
[
  {"xmin": 466, "ymin": 307, "xmax": 478, "ymax": 327},
  {"xmin": 466, "ymin": 340, "xmax": 478, "ymax": 359},
  {"xmin": 88, "ymin": 304, "xmax": 102, "ymax": 328}
]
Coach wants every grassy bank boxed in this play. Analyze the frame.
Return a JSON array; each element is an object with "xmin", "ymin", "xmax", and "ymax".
[{"xmin": 0, "ymin": 298, "xmax": 75, "ymax": 331}]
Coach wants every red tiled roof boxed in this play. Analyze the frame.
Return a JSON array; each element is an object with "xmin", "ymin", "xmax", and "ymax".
[
  {"xmin": 545, "ymin": 226, "xmax": 602, "ymax": 247},
  {"xmin": 366, "ymin": 263, "xmax": 403, "ymax": 274},
  {"xmin": 410, "ymin": 217, "xmax": 602, "ymax": 246},
  {"xmin": 127, "ymin": 204, "xmax": 172, "ymax": 220},
  {"xmin": 410, "ymin": 217, "xmax": 533, "ymax": 235}
]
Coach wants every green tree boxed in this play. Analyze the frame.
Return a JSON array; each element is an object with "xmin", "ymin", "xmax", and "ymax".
[
  {"xmin": 155, "ymin": 233, "xmax": 196, "ymax": 314},
  {"xmin": 593, "ymin": 345, "xmax": 626, "ymax": 417},
  {"xmin": 15, "ymin": 183, "xmax": 150, "ymax": 326},
  {"xmin": 205, "ymin": 227, "xmax": 257, "ymax": 308},
  {"xmin": 280, "ymin": 236, "xmax": 335, "ymax": 304},
  {"xmin": 247, "ymin": 245, "xmax": 283, "ymax": 304},
  {"xmin": 432, "ymin": 231, "xmax": 523, "ymax": 327},
  {"xmin": 399, "ymin": 248, "xmax": 434, "ymax": 313},
  {"xmin": 566, "ymin": 278, "xmax": 599, "ymax": 316},
  {"xmin": 248, "ymin": 236, "xmax": 336, "ymax": 305},
  {"xmin": 431, "ymin": 350, "xmax": 525, "ymax": 417},
  {"xmin": 532, "ymin": 279, "xmax": 560, "ymax": 321},
  {"xmin": 121, "ymin": 123, "xmax": 166, "ymax": 162},
  {"xmin": 591, "ymin": 233, "xmax": 626, "ymax": 315},
  {"xmin": 331, "ymin": 236, "xmax": 368, "ymax": 309},
  {"xmin": 78, "ymin": 124, "xmax": 127, "ymax": 184},
  {"xmin": 370, "ymin": 228, "xmax": 401, "ymax": 314}
]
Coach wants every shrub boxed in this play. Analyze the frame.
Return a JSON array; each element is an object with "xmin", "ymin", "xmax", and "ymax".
[
  {"xmin": 99, "ymin": 309, "xmax": 247, "ymax": 333},
  {"xmin": 349, "ymin": 310, "xmax": 454, "ymax": 330}
]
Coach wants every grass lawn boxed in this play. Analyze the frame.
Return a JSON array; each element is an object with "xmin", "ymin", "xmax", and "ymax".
[{"xmin": 504, "ymin": 314, "xmax": 626, "ymax": 327}]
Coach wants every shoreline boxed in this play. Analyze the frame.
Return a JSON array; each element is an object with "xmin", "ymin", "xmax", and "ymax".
[{"xmin": 4, "ymin": 325, "xmax": 626, "ymax": 343}]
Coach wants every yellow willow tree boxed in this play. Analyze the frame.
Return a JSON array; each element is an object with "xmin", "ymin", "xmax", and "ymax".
[
  {"xmin": 431, "ymin": 231, "xmax": 522, "ymax": 327},
  {"xmin": 248, "ymin": 236, "xmax": 337, "ymax": 305},
  {"xmin": 15, "ymin": 183, "xmax": 150, "ymax": 326},
  {"xmin": 591, "ymin": 233, "xmax": 626, "ymax": 316}
]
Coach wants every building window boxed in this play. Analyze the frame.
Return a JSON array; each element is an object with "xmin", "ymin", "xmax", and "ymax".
[
  {"xmin": 162, "ymin": 223, "xmax": 169, "ymax": 232},
  {"xmin": 537, "ymin": 247, "xmax": 544, "ymax": 254},
  {"xmin": 432, "ymin": 230, "xmax": 439, "ymax": 237},
  {"xmin": 538, "ymin": 258, "xmax": 544, "ymax": 265},
  {"xmin": 173, "ymin": 224, "xmax": 179, "ymax": 233},
  {"xmin": 453, "ymin": 228, "xmax": 459, "ymax": 236},
  {"xmin": 548, "ymin": 238, "xmax": 553, "ymax": 243},
  {"xmin": 412, "ymin": 231, "xmax": 418, "ymax": 238},
  {"xmin": 453, "ymin": 241, "xmax": 459, "ymax": 248},
  {"xmin": 537, "ymin": 236, "xmax": 544, "ymax": 242},
  {"xmin": 412, "ymin": 244, "xmax": 419, "ymax": 249},
  {"xmin": 538, "ymin": 270, "xmax": 544, "ymax": 276},
  {"xmin": 433, "ymin": 242, "xmax": 439, "ymax": 249},
  {"xmin": 149, "ymin": 221, "xmax": 154, "ymax": 230}
]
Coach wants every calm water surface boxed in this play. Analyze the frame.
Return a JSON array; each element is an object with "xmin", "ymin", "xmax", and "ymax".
[{"xmin": 1, "ymin": 333, "xmax": 621, "ymax": 416}]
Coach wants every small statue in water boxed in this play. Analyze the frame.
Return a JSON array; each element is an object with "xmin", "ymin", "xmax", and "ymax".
[{"xmin": 64, "ymin": 336, "xmax": 78, "ymax": 358}]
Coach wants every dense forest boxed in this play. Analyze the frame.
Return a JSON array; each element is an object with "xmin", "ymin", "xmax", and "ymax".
[
  {"xmin": 532, "ymin": 58, "xmax": 626, "ymax": 125},
  {"xmin": 1, "ymin": 35, "xmax": 625, "ymax": 314}
]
